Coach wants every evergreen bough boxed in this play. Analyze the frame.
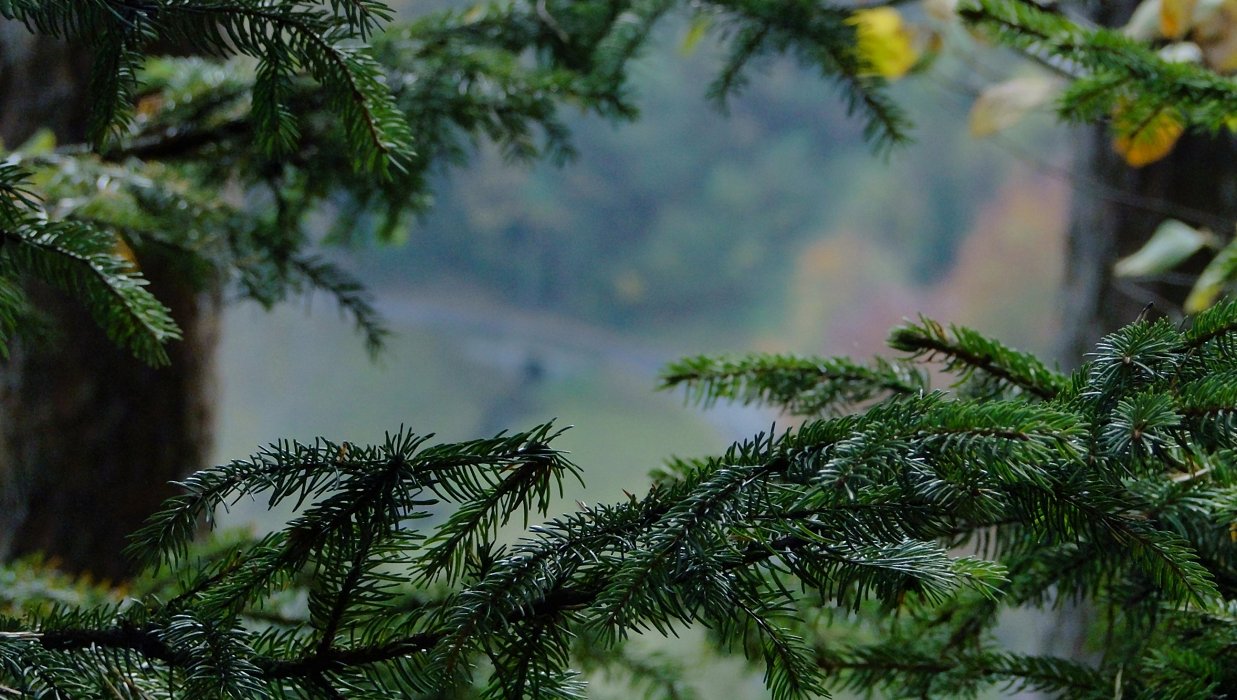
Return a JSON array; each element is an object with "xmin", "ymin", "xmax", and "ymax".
[
  {"xmin": 2, "ymin": 0, "xmax": 1232, "ymax": 366},
  {"xmin": 1, "ymin": 305, "xmax": 1235, "ymax": 697},
  {"xmin": 0, "ymin": 0, "xmax": 912, "ymax": 366},
  {"xmin": 3, "ymin": 0, "xmax": 1237, "ymax": 698}
]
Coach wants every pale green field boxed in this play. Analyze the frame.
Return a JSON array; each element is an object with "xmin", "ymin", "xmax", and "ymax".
[
  {"xmin": 212, "ymin": 296, "xmax": 804, "ymax": 698},
  {"xmin": 211, "ymin": 296, "xmax": 736, "ymax": 535}
]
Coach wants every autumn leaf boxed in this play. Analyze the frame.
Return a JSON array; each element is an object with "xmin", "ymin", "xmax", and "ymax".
[
  {"xmin": 113, "ymin": 234, "xmax": 141, "ymax": 269},
  {"xmin": 1114, "ymin": 219, "xmax": 1214, "ymax": 277},
  {"xmin": 681, "ymin": 14, "xmax": 711, "ymax": 56},
  {"xmin": 848, "ymin": 8, "xmax": 919, "ymax": 79},
  {"xmin": 1161, "ymin": 0, "xmax": 1198, "ymax": 38},
  {"xmin": 1112, "ymin": 106, "xmax": 1185, "ymax": 167},
  {"xmin": 1186, "ymin": 231, "xmax": 1237, "ymax": 312},
  {"xmin": 136, "ymin": 94, "xmax": 164, "ymax": 120},
  {"xmin": 968, "ymin": 75, "xmax": 1062, "ymax": 136}
]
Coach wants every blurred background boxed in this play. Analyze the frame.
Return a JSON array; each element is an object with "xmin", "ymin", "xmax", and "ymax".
[
  {"xmin": 214, "ymin": 4, "xmax": 1068, "ymax": 502},
  {"xmin": 210, "ymin": 7, "xmax": 1069, "ymax": 695}
]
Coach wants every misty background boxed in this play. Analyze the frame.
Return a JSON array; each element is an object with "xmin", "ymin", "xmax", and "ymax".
[{"xmin": 212, "ymin": 8, "xmax": 1069, "ymax": 696}]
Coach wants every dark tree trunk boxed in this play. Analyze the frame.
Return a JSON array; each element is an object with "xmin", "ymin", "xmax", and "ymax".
[
  {"xmin": 1047, "ymin": 0, "xmax": 1237, "ymax": 668},
  {"xmin": 0, "ymin": 23, "xmax": 221, "ymax": 580},
  {"xmin": 1060, "ymin": 3, "xmax": 1237, "ymax": 363},
  {"xmin": 1062, "ymin": 130, "xmax": 1237, "ymax": 361}
]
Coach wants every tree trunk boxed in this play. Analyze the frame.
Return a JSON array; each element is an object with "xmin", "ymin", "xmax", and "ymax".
[
  {"xmin": 1060, "ymin": 5, "xmax": 1237, "ymax": 362},
  {"xmin": 0, "ymin": 24, "xmax": 221, "ymax": 580},
  {"xmin": 1048, "ymin": 0, "xmax": 1237, "ymax": 668}
]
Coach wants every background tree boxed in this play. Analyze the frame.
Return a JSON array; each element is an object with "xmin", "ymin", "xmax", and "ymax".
[
  {"xmin": 1062, "ymin": 0, "xmax": 1237, "ymax": 361},
  {"xmin": 0, "ymin": 0, "xmax": 1234, "ymax": 697},
  {"xmin": 0, "ymin": 0, "xmax": 914, "ymax": 579}
]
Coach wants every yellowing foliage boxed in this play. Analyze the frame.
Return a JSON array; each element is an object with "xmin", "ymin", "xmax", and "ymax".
[
  {"xmin": 1112, "ymin": 107, "xmax": 1185, "ymax": 167},
  {"xmin": 113, "ymin": 234, "xmax": 141, "ymax": 268},
  {"xmin": 1161, "ymin": 0, "xmax": 1198, "ymax": 38},
  {"xmin": 680, "ymin": 14, "xmax": 711, "ymax": 56},
  {"xmin": 848, "ymin": 8, "xmax": 919, "ymax": 79},
  {"xmin": 968, "ymin": 76, "xmax": 1062, "ymax": 136},
  {"xmin": 1197, "ymin": 0, "xmax": 1237, "ymax": 71}
]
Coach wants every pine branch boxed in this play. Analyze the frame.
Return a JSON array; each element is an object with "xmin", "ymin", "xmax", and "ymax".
[
  {"xmin": 960, "ymin": 0, "xmax": 1237, "ymax": 133},
  {"xmin": 889, "ymin": 316, "xmax": 1066, "ymax": 399},
  {"xmin": 0, "ymin": 218, "xmax": 181, "ymax": 365},
  {"xmin": 660, "ymin": 353, "xmax": 926, "ymax": 415}
]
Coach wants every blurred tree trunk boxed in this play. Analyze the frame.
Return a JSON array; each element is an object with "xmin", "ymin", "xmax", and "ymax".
[
  {"xmin": 1050, "ymin": 0, "xmax": 1237, "ymax": 666},
  {"xmin": 1060, "ymin": 2, "xmax": 1237, "ymax": 362},
  {"xmin": 0, "ymin": 24, "xmax": 221, "ymax": 580}
]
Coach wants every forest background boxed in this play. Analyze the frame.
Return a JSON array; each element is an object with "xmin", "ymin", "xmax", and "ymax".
[
  {"xmin": 202, "ymin": 1, "xmax": 1068, "ymax": 694},
  {"xmin": 7, "ymin": 0, "xmax": 1209, "ymax": 694},
  {"xmin": 216, "ymin": 0, "xmax": 1066, "ymax": 503}
]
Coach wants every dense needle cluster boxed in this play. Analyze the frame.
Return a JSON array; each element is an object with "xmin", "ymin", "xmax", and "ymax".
[
  {"xmin": 0, "ymin": 0, "xmax": 920, "ymax": 367},
  {"xmin": 4, "ymin": 0, "xmax": 1226, "ymax": 368},
  {"xmin": 0, "ymin": 304, "xmax": 1234, "ymax": 697},
  {"xmin": 1, "ymin": 1, "xmax": 1236, "ymax": 698}
]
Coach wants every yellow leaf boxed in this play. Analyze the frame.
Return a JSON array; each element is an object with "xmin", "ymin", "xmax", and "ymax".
[
  {"xmin": 1161, "ymin": 0, "xmax": 1198, "ymax": 37},
  {"xmin": 1112, "ymin": 107, "xmax": 1185, "ymax": 167},
  {"xmin": 848, "ymin": 8, "xmax": 919, "ymax": 79},
  {"xmin": 136, "ymin": 94, "xmax": 164, "ymax": 119},
  {"xmin": 1196, "ymin": 0, "xmax": 1237, "ymax": 71},
  {"xmin": 968, "ymin": 76, "xmax": 1062, "ymax": 137},
  {"xmin": 113, "ymin": 235, "xmax": 140, "ymax": 269},
  {"xmin": 680, "ymin": 14, "xmax": 711, "ymax": 56}
]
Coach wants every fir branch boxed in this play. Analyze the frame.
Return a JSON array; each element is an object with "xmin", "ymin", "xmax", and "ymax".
[
  {"xmin": 126, "ymin": 425, "xmax": 575, "ymax": 571},
  {"xmin": 417, "ymin": 439, "xmax": 579, "ymax": 583},
  {"xmin": 660, "ymin": 353, "xmax": 926, "ymax": 415},
  {"xmin": 734, "ymin": 593, "xmax": 827, "ymax": 700},
  {"xmin": 3, "ymin": 1, "xmax": 414, "ymax": 169},
  {"xmin": 258, "ymin": 631, "xmax": 439, "ymax": 680},
  {"xmin": 706, "ymin": 0, "xmax": 912, "ymax": 151},
  {"xmin": 1183, "ymin": 299, "xmax": 1237, "ymax": 351},
  {"xmin": 285, "ymin": 255, "xmax": 389, "ymax": 358},
  {"xmin": 0, "ymin": 163, "xmax": 180, "ymax": 364},
  {"xmin": 0, "ymin": 218, "xmax": 181, "ymax": 365},
  {"xmin": 959, "ymin": 0, "xmax": 1237, "ymax": 133},
  {"xmin": 889, "ymin": 316, "xmax": 1066, "ymax": 399},
  {"xmin": 1085, "ymin": 318, "xmax": 1183, "ymax": 400},
  {"xmin": 817, "ymin": 646, "xmax": 1111, "ymax": 697}
]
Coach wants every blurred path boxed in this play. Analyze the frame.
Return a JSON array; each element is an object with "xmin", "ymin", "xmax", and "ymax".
[{"xmin": 372, "ymin": 291, "xmax": 775, "ymax": 441}]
